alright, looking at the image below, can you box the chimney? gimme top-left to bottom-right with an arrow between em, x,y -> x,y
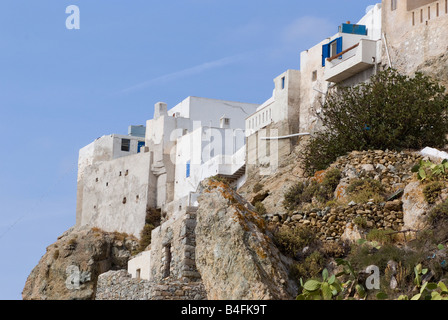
154,102 -> 168,119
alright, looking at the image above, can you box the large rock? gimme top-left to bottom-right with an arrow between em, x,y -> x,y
195,178 -> 297,300
22,226 -> 138,300
402,181 -> 430,231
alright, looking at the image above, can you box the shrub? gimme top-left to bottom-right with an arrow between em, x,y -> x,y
353,216 -> 368,229
322,168 -> 342,192
133,207 -> 162,255
254,201 -> 267,215
253,182 -> 264,193
291,251 -> 326,281
283,177 -> 338,211
346,178 -> 385,203
137,224 -> 154,252
302,69 -> 448,175
349,244 -> 424,278
428,199 -> 448,225
272,226 -> 316,258
366,228 -> 393,245
423,182 -> 444,204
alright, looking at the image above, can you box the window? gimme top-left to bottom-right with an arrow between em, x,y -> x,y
163,244 -> 172,278
186,160 -> 191,178
421,9 -> 424,23
137,141 -> 145,153
122,197 -> 127,204
437,3 -> 439,16
312,70 -> 317,81
428,6 -> 431,19
322,37 -> 342,67
136,269 -> 141,280
391,0 -> 397,11
121,138 -> 130,152
281,76 -> 285,89
412,11 -> 415,25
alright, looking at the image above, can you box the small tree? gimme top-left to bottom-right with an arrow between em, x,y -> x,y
303,69 -> 448,174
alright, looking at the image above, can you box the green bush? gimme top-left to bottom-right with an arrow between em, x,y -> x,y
322,168 -> 342,192
423,182 -> 444,204
346,178 -> 385,203
254,201 -> 267,215
291,251 -> 326,281
253,182 -> 264,193
302,69 -> 448,175
428,199 -> 448,225
283,173 -> 340,211
133,207 -> 161,255
366,228 -> 393,245
273,226 -> 316,258
353,216 -> 368,229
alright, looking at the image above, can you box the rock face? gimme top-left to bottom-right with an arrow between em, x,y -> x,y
402,181 -> 430,231
22,226 -> 138,300
195,178 -> 297,300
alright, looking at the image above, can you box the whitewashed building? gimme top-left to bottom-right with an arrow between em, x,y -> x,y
76,96 -> 258,239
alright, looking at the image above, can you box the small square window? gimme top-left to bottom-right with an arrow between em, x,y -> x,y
121,139 -> 130,152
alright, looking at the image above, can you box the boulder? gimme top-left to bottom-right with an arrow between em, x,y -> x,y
402,181 -> 430,230
195,178 -> 297,300
22,226 -> 138,300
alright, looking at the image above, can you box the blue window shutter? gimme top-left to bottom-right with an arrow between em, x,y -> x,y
336,37 -> 343,59
137,141 -> 145,153
186,161 -> 191,178
322,43 -> 330,67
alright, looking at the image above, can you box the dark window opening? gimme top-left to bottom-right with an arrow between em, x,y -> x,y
312,70 -> 317,81
122,197 -> 127,204
163,244 -> 172,278
281,76 -> 285,89
121,138 -> 131,152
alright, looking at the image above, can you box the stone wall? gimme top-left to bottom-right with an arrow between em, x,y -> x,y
268,200 -> 404,242
382,0 -> 448,88
149,208 -> 201,283
95,270 -> 207,300
265,149 -> 423,242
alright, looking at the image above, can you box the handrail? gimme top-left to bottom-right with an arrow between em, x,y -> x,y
327,43 -> 359,62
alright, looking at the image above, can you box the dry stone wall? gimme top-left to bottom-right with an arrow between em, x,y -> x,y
95,270 -> 207,300
266,150 -> 423,242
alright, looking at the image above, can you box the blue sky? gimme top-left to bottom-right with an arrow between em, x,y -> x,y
0,0 -> 378,300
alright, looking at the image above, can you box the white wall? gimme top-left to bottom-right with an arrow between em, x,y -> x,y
169,96 -> 259,129
173,126 -> 246,201
79,151 -> 156,238
128,250 -> 152,280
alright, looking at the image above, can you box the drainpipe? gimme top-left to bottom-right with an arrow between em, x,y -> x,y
382,33 -> 392,68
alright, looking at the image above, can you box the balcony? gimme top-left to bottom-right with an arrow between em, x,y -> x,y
324,39 -> 378,83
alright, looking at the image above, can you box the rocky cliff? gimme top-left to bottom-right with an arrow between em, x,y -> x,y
22,226 -> 138,300
23,143 -> 448,300
195,178 -> 297,300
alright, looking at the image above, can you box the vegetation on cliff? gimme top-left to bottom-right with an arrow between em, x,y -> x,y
303,69 -> 448,175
